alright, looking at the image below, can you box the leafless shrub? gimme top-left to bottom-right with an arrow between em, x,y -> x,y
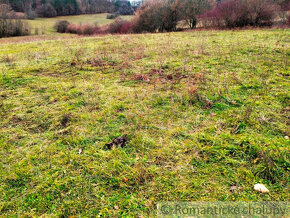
200,0 -> 279,28
0,4 -> 31,38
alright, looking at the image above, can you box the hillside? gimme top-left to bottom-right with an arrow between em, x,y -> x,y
0,29 -> 289,216
25,13 -> 133,34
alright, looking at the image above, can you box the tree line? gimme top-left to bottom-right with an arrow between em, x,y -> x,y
1,0 -> 289,20
0,0 -> 139,18
132,0 -> 289,32
1,0 -> 289,38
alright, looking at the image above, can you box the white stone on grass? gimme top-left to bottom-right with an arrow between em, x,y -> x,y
254,184 -> 269,193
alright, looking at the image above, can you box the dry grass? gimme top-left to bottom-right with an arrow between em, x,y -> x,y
0,29 -> 289,216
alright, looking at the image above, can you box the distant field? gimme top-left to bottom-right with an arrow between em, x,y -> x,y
25,13 -> 133,34
0,29 -> 289,216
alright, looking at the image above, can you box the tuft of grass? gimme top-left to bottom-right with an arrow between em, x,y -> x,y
0,29 -> 289,217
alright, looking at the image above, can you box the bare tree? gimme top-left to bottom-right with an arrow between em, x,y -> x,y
178,0 -> 211,29
0,3 -> 30,37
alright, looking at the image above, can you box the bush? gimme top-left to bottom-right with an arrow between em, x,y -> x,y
280,1 -> 290,11
54,20 -> 70,33
119,21 -> 133,34
66,24 -> 79,34
0,4 -> 31,38
66,23 -> 99,35
200,0 -> 279,28
107,13 -> 119,19
106,18 -> 132,34
64,19 -> 132,35
0,19 -> 31,38
81,24 -> 98,35
132,0 -> 182,33
0,3 -> 15,19
131,1 -> 161,33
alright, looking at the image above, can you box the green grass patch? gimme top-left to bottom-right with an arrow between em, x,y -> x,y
0,29 -> 289,216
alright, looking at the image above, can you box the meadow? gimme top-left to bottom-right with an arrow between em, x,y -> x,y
0,29 -> 289,216
25,13 -> 133,34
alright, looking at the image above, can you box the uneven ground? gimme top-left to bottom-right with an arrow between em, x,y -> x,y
0,29 -> 289,216
24,13 -> 133,34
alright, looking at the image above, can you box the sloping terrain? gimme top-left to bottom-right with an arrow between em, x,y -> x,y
25,13 -> 133,33
0,29 -> 289,216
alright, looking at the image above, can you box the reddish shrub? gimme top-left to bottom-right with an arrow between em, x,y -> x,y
280,1 -> 290,11
105,18 -> 133,34
66,23 -> 99,35
200,0 -> 279,28
198,7 -> 224,28
66,24 -> 78,34
119,21 -> 133,34
80,24 -> 98,35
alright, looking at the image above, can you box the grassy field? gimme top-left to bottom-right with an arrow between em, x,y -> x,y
25,13 -> 133,34
0,29 -> 289,216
